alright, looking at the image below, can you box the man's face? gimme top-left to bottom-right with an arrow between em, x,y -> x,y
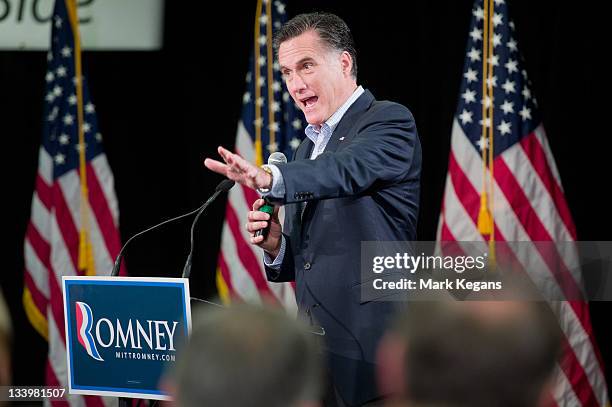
278,30 -> 354,126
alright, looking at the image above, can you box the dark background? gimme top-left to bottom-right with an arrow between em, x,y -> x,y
1,0 -> 610,389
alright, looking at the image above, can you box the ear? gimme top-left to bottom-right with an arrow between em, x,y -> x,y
339,51 -> 353,77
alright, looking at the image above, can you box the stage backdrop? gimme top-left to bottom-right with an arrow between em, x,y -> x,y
1,0 -> 609,390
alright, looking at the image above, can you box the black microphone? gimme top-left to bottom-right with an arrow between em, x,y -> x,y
181,179 -> 235,279
110,179 -> 235,277
254,152 -> 287,239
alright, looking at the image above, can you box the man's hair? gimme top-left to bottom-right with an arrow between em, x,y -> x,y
273,12 -> 358,78
173,303 -> 321,407
392,301 -> 562,407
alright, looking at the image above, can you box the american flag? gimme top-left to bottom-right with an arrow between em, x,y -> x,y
215,0 -> 304,309
23,0 -> 123,405
437,0 -> 609,405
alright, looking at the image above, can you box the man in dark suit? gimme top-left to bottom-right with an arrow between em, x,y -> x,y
205,12 -> 421,406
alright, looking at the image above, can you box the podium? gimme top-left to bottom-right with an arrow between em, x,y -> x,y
62,276 -> 192,401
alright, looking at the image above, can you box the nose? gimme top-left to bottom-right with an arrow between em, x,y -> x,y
287,72 -> 307,95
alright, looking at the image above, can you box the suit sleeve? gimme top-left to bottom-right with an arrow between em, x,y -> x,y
275,104 -> 418,204
264,233 -> 296,282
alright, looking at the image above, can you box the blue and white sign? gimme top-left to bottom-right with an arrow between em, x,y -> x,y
62,276 -> 192,400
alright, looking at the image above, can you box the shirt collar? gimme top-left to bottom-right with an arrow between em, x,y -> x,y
305,85 -> 364,142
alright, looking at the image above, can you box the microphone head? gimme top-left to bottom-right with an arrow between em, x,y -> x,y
215,179 -> 235,192
268,152 -> 287,166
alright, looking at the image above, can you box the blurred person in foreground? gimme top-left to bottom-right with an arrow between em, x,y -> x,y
377,301 -> 562,407
0,289 -> 11,387
0,289 -> 12,407
169,303 -> 322,407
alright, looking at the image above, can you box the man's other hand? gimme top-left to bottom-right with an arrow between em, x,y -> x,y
247,199 -> 282,258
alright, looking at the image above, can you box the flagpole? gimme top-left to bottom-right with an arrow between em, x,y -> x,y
254,0 -> 264,166
65,0 -> 96,276
477,0 -> 493,238
486,0 -> 496,266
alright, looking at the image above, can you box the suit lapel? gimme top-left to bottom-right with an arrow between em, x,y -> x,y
320,89 -> 375,153
295,136 -> 314,161
299,90 -> 375,227
288,137 -> 313,226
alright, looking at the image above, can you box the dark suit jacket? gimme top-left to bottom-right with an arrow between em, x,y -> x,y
265,89 -> 421,406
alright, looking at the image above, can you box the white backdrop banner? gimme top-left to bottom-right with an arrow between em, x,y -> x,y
0,0 -> 164,50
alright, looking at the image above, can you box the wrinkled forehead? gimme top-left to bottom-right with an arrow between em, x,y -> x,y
277,30 -> 338,68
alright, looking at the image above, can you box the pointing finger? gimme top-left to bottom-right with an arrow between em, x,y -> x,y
204,158 -> 229,176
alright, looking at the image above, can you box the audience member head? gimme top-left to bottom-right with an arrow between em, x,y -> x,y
171,303 -> 322,407
377,301 -> 562,407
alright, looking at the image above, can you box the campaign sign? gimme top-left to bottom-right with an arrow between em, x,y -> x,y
62,276 -> 191,400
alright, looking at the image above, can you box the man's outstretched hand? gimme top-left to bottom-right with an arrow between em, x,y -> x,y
204,146 -> 272,191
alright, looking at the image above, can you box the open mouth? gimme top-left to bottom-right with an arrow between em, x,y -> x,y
300,96 -> 318,109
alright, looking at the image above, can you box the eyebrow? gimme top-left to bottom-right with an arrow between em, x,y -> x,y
280,57 -> 315,72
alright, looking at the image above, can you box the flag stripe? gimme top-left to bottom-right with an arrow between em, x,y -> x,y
552,365 -> 582,407
442,163 -> 482,241
26,222 -> 51,269
519,130 -> 577,239
24,241 -> 51,300
235,122 -> 256,163
46,360 -> 71,407
47,320 -> 86,407
568,301 -> 608,371
502,140 -> 575,241
493,156 -> 552,239
494,158 -> 584,298
220,220 -> 262,301
30,192 -> 52,241
448,152 -> 481,226
53,183 -> 81,270
533,126 -> 564,189
36,174 -> 54,209
555,302 -> 608,406
239,181 -> 261,211
559,337 -> 598,406
23,270 -> 49,315
38,145 -> 54,185
439,221 -> 457,242
500,141 -> 582,281
83,202 -> 113,277
54,167 -> 115,278
217,253 -> 236,299
91,155 -> 119,225
86,162 -> 121,259
47,314 -> 68,387
48,275 -> 67,344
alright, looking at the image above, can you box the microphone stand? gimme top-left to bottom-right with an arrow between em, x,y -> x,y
109,179 -> 234,407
